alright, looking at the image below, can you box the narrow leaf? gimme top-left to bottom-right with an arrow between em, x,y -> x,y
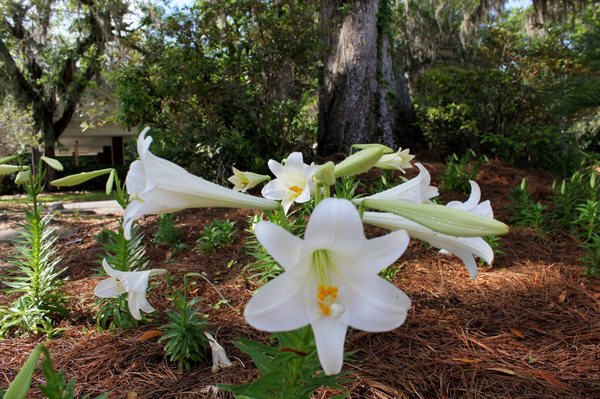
4,344 -> 45,399
106,169 -> 116,195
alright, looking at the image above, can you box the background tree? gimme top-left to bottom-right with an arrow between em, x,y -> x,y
0,0 -> 130,161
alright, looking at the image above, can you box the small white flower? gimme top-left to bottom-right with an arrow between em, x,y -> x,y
261,152 -> 318,214
227,167 -> 271,192
356,163 -> 438,204
244,198 -> 411,375
375,148 -> 415,172
94,259 -> 166,320
123,129 -> 278,239
204,332 -> 234,373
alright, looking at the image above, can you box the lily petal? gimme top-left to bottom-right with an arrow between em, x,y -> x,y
358,229 -> 410,273
94,279 -> 125,298
304,198 -> 365,252
311,317 -> 347,375
244,268 -> 311,331
254,221 -> 303,271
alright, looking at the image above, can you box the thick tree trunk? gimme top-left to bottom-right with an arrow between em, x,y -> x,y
318,0 -> 422,156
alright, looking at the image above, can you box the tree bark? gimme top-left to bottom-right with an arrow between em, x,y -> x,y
318,0 -> 422,156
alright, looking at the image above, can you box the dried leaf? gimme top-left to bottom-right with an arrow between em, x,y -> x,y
509,327 -> 525,338
537,371 -> 567,389
487,367 -> 516,375
558,291 -> 568,302
591,292 -> 600,299
138,330 -> 163,341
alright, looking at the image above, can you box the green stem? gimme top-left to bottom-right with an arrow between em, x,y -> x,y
277,205 -> 289,230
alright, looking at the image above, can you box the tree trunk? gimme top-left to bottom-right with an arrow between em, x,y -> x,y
318,0 -> 422,156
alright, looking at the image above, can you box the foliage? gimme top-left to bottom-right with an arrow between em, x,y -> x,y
244,214 -> 283,282
509,178 -> 546,233
111,0 -> 320,180
220,326 -> 350,399
160,276 -> 209,371
0,95 -> 38,157
581,233 -> 600,276
153,213 -> 184,252
95,226 -> 148,331
1,343 -> 108,399
195,219 -> 237,253
417,103 -> 479,153
440,151 -> 481,193
0,164 -> 67,338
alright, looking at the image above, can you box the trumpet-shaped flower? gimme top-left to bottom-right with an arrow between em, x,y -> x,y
356,163 -> 438,204
123,128 -> 278,239
363,211 -> 493,278
446,180 -> 493,218
375,148 -> 415,172
244,198 -> 411,375
228,167 -> 271,192
94,259 -> 166,320
261,152 -> 318,214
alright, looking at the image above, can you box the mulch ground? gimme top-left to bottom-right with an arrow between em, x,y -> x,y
0,160 -> 599,399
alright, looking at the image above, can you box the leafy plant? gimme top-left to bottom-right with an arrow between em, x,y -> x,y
0,162 -> 67,338
334,176 -> 363,200
581,233 -> 600,276
153,213 -> 182,249
221,326 -> 351,399
195,219 -> 237,253
244,214 -> 283,282
509,178 -> 546,233
575,199 -> 600,242
160,275 -> 209,371
440,151 -> 481,193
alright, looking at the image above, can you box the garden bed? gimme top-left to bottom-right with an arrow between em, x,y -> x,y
0,161 -> 599,398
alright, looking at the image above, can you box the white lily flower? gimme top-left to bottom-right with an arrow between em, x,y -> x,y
261,152 -> 318,214
356,163 -> 438,204
204,332 -> 234,373
375,148 -> 415,172
446,180 -> 493,218
94,259 -> 167,320
362,211 -> 493,278
123,128 -> 278,239
227,167 -> 271,192
244,198 -> 411,375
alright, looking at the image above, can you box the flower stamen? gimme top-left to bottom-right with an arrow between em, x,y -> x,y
289,185 -> 303,196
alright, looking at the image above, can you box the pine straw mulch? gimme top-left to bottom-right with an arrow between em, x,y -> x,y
0,161 -> 599,398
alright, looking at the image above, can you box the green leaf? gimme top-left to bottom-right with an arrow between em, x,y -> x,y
40,156 -> 64,171
352,143 -> 394,154
362,199 -> 509,237
4,344 -> 45,399
51,168 -> 115,187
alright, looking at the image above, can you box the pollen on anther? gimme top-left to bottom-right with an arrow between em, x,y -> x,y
289,185 -> 303,195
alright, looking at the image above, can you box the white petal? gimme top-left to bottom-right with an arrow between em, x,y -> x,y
343,274 -> 411,332
137,295 -> 156,314
244,268 -> 311,331
128,292 -> 143,320
358,229 -> 409,273
284,152 -> 305,168
94,278 -> 125,298
268,159 -> 284,177
125,160 -> 146,195
261,179 -> 287,200
136,127 -> 152,158
254,221 -> 303,271
311,317 -> 347,375
102,259 -> 117,277
304,198 -> 365,252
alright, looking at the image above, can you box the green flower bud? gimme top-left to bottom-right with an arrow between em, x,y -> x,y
362,199 -> 509,237
15,170 -> 31,185
334,147 -> 384,178
314,161 -> 336,186
51,168 -> 115,187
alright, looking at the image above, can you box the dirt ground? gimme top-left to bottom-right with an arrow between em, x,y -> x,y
0,161 -> 599,399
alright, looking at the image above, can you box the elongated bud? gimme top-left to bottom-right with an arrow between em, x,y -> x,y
41,156 -> 63,171
15,169 -> 31,185
352,143 -> 394,154
335,147 -> 384,178
0,164 -> 22,176
4,343 -> 45,399
0,154 -> 19,164
362,199 -> 509,237
314,161 -> 336,186
51,168 -> 115,187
